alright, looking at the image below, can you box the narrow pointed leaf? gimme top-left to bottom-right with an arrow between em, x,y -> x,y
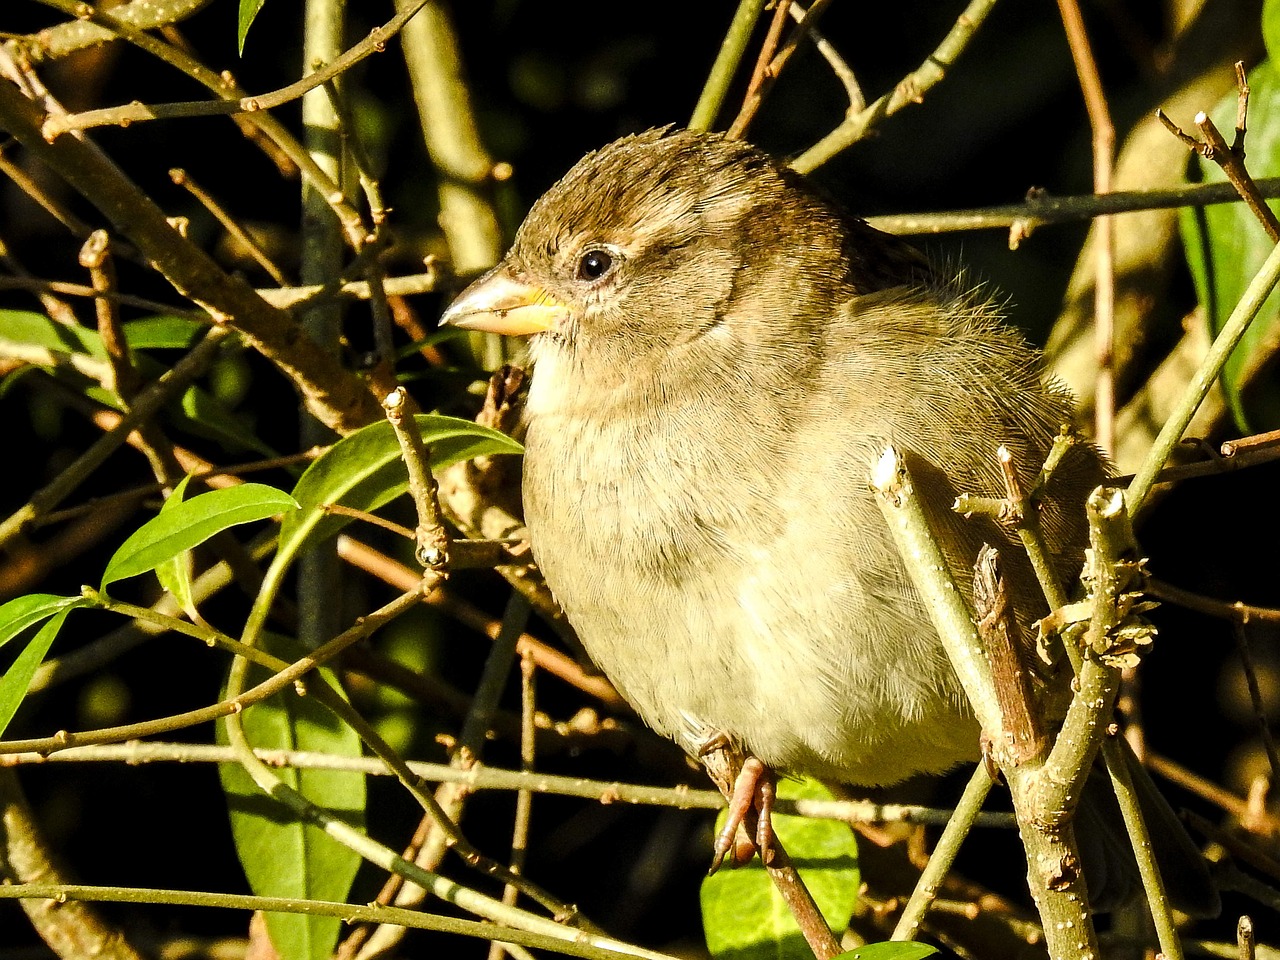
122,316 -> 207,350
0,594 -> 86,651
103,483 -> 298,589
154,474 -> 197,618
0,607 -> 76,735
238,0 -> 267,54
219,643 -> 364,960
836,945 -> 937,960
273,414 -> 521,576
0,309 -> 105,358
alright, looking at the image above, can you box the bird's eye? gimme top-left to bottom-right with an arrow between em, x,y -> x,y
575,249 -> 614,282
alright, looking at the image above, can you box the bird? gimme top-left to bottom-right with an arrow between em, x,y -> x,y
440,126 -> 1215,914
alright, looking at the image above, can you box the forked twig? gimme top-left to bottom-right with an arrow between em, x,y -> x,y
1157,63 -> 1280,242
790,0 -> 999,174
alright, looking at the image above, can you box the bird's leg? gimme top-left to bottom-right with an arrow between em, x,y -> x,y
696,735 -> 842,959
697,734 -> 777,874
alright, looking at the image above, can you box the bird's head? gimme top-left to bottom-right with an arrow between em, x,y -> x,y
442,129 -> 865,377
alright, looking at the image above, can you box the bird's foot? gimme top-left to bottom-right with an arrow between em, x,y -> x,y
712,757 -> 777,873
697,735 -> 777,874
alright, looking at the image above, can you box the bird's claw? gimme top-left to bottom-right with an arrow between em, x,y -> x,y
707,756 -> 777,875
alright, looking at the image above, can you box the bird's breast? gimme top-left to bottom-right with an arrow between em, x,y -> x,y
520,400 -> 978,785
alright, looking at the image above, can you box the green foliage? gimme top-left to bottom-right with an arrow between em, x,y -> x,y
701,778 -> 860,960
1265,0 -> 1280,61
272,414 -> 521,577
101,483 -> 299,590
119,316 -> 209,350
238,0 -> 268,55
0,308 -> 103,357
218,639 -> 365,960
0,309 -> 273,455
1180,57 -> 1280,430
0,594 -> 89,735
835,945 -> 937,960
153,474 -> 198,619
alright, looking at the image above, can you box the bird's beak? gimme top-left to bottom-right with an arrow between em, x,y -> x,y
439,264 -> 569,336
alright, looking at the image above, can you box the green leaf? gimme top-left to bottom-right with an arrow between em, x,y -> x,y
218,640 -> 365,960
102,483 -> 298,589
0,604 -> 81,736
1265,0 -> 1280,63
0,594 -> 86,651
835,944 -> 937,960
175,382 -> 277,457
0,310 -> 270,453
701,778 -> 861,960
123,316 -> 208,350
1180,59 -> 1280,430
0,364 -> 42,399
0,309 -> 106,359
273,415 -> 522,576
395,326 -> 472,359
154,475 -> 197,618
238,0 -> 267,54
0,309 -> 112,390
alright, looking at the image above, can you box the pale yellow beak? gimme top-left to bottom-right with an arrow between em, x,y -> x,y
439,265 -> 569,336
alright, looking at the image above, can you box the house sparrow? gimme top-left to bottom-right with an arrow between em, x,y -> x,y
441,127 -> 1214,913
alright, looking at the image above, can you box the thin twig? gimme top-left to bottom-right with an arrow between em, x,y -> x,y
0,67 -> 383,432
1240,915 -> 1256,960
790,0 -> 999,174
0,883 -> 679,960
383,387 -> 450,570
1125,237 -> 1280,513
1057,0 -> 1116,456
336,536 -> 624,707
726,0 -> 791,138
1231,622 -> 1280,788
169,168 -> 290,285
0,268 -> 437,315
0,584 -> 416,756
77,230 -> 137,399
0,740 -> 1023,832
787,0 -> 861,112
1157,71 -> 1280,243
1195,110 -> 1280,242
41,0 -> 431,137
1184,811 -> 1280,881
0,326 -> 232,548
0,769 -> 148,960
0,139 -> 93,239
1222,427 -> 1280,457
488,650 -> 539,960
1146,752 -> 1280,834
891,765 -> 993,941
1147,579 -> 1280,625
1101,737 -> 1181,960
689,0 -> 768,131
869,176 -> 1280,235
23,0 -> 368,249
